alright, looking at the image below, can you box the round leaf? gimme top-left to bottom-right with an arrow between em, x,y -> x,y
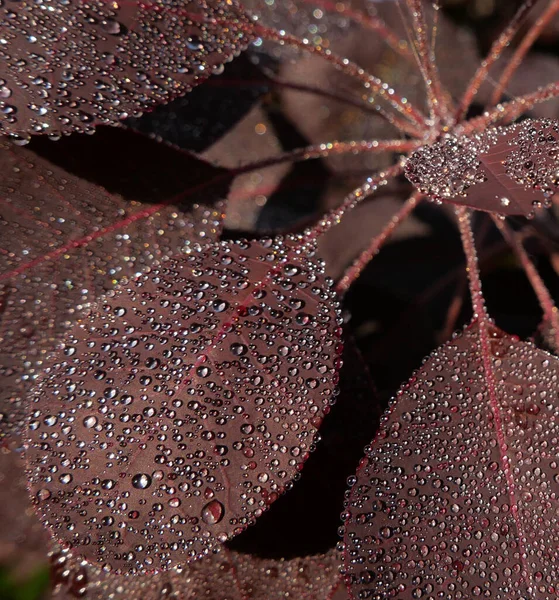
0,0 -> 252,139
26,236 -> 342,574
343,323 -> 559,598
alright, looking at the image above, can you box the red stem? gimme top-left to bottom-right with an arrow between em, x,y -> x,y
492,215 -> 559,350
251,24 -> 429,131
456,0 -> 539,122
300,162 -> 404,248
456,206 -> 533,590
404,0 -> 451,123
489,0 -> 559,107
335,190 -> 421,293
298,0 -> 414,62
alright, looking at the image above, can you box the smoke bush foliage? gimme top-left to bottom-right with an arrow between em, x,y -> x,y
2,0 -> 559,598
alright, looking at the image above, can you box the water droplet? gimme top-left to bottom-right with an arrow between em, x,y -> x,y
201,500 -> 224,525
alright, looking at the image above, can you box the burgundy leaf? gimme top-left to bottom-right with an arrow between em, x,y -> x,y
405,118 -> 559,217
1,439 -> 345,599
0,128 -> 227,438
0,0 -> 252,140
26,236 -> 342,574
47,547 -> 345,599
342,322 -> 559,599
0,443 -> 52,578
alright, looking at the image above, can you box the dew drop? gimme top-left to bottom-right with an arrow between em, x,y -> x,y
132,473 -> 152,490
201,500 -> 224,525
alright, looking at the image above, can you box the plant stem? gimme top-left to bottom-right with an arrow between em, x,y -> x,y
455,0 -> 539,123
299,163 -> 404,249
489,0 -> 559,107
335,190 -> 421,293
455,207 -> 490,324
404,0 -> 451,123
458,80 -> 559,134
492,215 -> 559,349
298,0 -> 414,62
230,140 -> 420,177
251,24 -> 429,132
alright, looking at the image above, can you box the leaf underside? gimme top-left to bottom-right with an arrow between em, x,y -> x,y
0,127 -> 227,439
343,323 -> 559,599
0,0 -> 252,138
26,236 -> 342,574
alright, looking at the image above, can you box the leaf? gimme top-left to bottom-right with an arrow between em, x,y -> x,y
405,118 -> 559,217
0,0 -> 252,140
0,442 -> 347,599
342,322 -> 559,599
26,236 -> 342,574
0,444 -> 51,578
0,127 -> 227,438
48,547 -> 345,600
227,332 -> 381,558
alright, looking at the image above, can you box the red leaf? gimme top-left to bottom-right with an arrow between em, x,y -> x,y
0,443 -> 51,576
0,443 -> 346,599
405,118 -> 559,216
0,127 -> 227,438
26,236 -> 342,574
0,0 -> 252,139
343,323 -> 559,599
47,547 -> 345,599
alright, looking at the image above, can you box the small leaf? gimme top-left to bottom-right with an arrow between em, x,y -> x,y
26,236 -> 342,574
343,323 -> 559,598
405,118 -> 559,216
0,128 -> 227,438
0,0 -> 252,140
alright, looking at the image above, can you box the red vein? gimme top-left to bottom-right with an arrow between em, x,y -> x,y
456,207 -> 532,588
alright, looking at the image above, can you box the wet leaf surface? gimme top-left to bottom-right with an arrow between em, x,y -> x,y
0,0 -> 252,139
405,118 -> 559,217
227,333 -> 381,558
343,322 -> 559,599
0,127 -> 227,438
47,547 -> 346,600
26,236 -> 342,573
1,441 -> 347,600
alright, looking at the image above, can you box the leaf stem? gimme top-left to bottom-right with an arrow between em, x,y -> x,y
455,207 -> 490,324
459,80 -> 559,134
335,190 -> 421,293
404,0 -> 451,123
489,0 -> 559,107
229,139 -> 420,177
492,215 -> 559,349
299,162 -> 404,249
456,207 -> 533,589
455,0 -> 539,122
250,24 -> 429,132
297,0 -> 415,62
